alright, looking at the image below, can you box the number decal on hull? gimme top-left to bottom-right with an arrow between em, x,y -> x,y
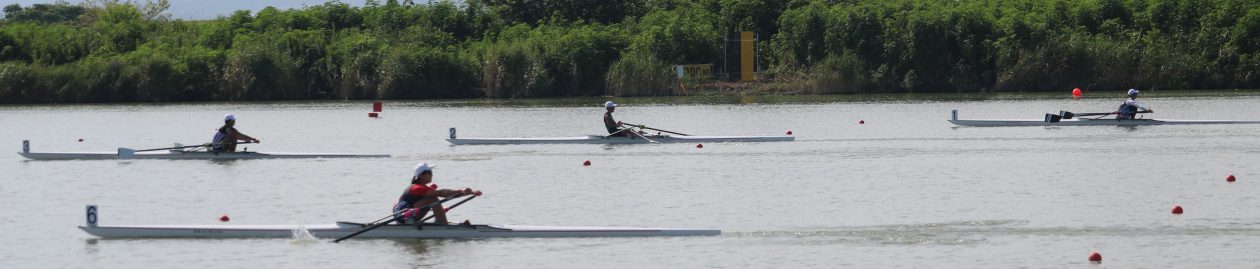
86,205 -> 98,227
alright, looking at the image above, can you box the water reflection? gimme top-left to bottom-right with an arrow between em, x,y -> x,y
395,239 -> 445,265
83,239 -> 99,255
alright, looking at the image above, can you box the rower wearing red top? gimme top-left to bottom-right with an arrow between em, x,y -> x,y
393,162 -> 481,225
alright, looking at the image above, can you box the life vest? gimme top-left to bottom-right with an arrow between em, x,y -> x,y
392,183 -> 437,222
211,126 -> 229,148
604,112 -> 620,134
1117,100 -> 1139,119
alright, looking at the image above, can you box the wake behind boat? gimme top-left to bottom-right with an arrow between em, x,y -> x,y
948,110 -> 1260,127
445,128 -> 795,145
79,205 -> 719,239
18,140 -> 390,160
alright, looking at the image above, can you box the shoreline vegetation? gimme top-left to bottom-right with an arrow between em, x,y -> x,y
2,0 -> 1260,104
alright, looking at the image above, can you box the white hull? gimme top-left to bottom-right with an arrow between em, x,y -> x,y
80,222 -> 719,239
949,118 -> 1260,127
447,135 -> 794,145
18,151 -> 389,160
948,110 -> 1260,127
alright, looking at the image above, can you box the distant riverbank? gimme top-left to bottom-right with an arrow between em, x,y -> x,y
4,0 -> 1260,104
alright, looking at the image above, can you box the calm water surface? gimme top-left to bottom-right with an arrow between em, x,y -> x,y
3,92 -> 1260,268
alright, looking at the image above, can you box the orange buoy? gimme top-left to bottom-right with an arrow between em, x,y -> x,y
368,112 -> 379,118
1088,251 -> 1102,263
858,120 -> 865,124
786,130 -> 793,135
219,215 -> 230,222
1227,174 -> 1236,182
1072,88 -> 1082,97
1172,204 -> 1183,214
583,160 -> 591,166
696,143 -> 703,148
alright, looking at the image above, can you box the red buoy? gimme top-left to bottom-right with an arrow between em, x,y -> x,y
368,112 -> 379,118
1088,251 -> 1102,263
1227,174 -> 1236,182
219,215 -> 230,222
859,120 -> 865,124
583,160 -> 591,166
1072,88 -> 1083,97
1172,204 -> 1183,214
786,130 -> 793,135
696,143 -> 703,148
373,101 -> 383,112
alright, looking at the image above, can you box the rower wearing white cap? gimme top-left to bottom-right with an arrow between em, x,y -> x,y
1116,89 -> 1153,120
393,162 -> 481,225
211,114 -> 260,152
604,101 -> 629,136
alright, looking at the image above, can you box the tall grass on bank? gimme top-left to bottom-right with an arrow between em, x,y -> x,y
605,50 -> 675,96
4,0 -> 1260,103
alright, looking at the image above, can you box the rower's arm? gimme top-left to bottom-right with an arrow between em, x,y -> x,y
231,129 -> 260,143
434,188 -> 481,197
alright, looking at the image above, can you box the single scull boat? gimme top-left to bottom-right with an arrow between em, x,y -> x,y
78,205 -> 719,239
445,128 -> 794,145
948,110 -> 1260,127
18,140 -> 390,160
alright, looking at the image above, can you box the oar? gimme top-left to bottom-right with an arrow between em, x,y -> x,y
418,195 -> 477,222
622,123 -> 689,136
603,128 -> 634,138
333,194 -> 466,243
117,142 -> 255,159
117,144 -> 211,158
1059,111 -> 1150,119
626,128 -> 659,143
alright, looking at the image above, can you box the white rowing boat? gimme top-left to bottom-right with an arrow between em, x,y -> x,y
948,110 -> 1260,127
18,140 -> 390,160
445,128 -> 794,145
79,205 -> 719,239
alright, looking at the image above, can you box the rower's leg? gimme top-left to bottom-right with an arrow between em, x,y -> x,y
432,206 -> 449,224
410,197 -> 449,224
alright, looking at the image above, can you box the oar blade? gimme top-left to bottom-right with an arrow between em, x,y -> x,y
1059,111 -> 1076,119
117,148 -> 136,159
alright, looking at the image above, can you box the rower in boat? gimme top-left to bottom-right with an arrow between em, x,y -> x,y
1116,89 -> 1153,120
394,162 -> 482,225
604,101 -> 646,137
211,114 -> 260,152
603,101 -> 630,136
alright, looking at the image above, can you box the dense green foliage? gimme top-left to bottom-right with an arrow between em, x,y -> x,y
1,0 -> 1259,103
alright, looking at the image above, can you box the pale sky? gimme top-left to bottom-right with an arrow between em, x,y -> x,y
4,0 -> 389,20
